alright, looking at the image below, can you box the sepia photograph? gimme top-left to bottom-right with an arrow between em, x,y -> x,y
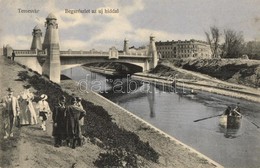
0,0 -> 259,167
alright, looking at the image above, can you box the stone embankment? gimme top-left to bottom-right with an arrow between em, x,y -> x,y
167,59 -> 260,88
0,57 -> 222,168
140,60 -> 260,103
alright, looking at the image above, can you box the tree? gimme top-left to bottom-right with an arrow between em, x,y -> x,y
244,41 -> 260,60
221,29 -> 245,58
205,26 -> 220,58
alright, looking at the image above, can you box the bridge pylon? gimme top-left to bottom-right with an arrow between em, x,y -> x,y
42,13 -> 61,83
31,25 -> 42,50
148,35 -> 159,70
123,38 -> 129,54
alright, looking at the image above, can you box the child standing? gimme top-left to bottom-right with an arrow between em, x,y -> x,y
37,94 -> 51,131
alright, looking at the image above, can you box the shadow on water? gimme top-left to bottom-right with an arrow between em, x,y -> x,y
218,117 -> 242,139
218,126 -> 241,139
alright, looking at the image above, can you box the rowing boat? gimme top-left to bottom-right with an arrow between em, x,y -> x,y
219,112 -> 242,129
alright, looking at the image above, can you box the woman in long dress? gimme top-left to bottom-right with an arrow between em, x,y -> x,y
19,85 -> 37,125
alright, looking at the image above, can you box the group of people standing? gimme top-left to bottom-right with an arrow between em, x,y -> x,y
52,95 -> 86,149
1,86 -> 87,149
1,85 -> 38,139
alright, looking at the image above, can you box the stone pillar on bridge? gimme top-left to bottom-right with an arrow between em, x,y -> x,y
31,25 -> 42,50
42,13 -> 61,83
123,38 -> 129,54
148,35 -> 159,69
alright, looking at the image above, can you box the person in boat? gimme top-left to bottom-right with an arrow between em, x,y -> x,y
234,103 -> 241,112
224,106 -> 232,116
229,103 -> 242,117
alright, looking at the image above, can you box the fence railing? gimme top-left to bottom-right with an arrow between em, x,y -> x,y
13,49 -> 47,56
60,50 -> 110,56
60,50 -> 150,57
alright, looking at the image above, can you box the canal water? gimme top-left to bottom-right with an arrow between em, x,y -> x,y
62,66 -> 260,168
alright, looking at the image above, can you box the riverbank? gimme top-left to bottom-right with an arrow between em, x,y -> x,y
83,62 -> 260,103
0,57 -> 222,167
132,62 -> 260,103
167,59 -> 260,88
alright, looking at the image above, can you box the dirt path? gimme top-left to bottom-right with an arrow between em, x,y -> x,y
0,57 -> 222,168
11,122 -> 102,168
0,58 -> 101,168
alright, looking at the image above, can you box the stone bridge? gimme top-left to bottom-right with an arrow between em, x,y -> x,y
3,13 -> 158,83
60,50 -> 153,72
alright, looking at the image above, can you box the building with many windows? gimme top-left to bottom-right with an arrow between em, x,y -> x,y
155,39 -> 212,59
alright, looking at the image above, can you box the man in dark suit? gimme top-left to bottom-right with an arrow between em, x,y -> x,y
66,97 -> 86,149
53,95 -> 67,147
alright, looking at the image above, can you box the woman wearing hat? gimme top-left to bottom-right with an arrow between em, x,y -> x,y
0,88 -> 20,139
36,94 -> 51,131
18,85 -> 37,125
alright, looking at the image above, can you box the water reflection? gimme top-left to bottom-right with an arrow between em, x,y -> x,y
218,126 -> 241,139
102,77 -> 144,98
147,84 -> 155,118
62,66 -> 260,168
218,115 -> 242,139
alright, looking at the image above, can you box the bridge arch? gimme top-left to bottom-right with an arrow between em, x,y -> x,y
60,56 -> 148,72
83,61 -> 143,73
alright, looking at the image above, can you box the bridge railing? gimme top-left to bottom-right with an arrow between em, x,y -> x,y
118,52 -> 151,58
60,50 -> 109,56
38,50 -> 48,56
14,50 -> 37,55
13,49 -> 47,57
60,50 -> 151,58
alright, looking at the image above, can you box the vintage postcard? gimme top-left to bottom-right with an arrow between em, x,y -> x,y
0,0 -> 259,168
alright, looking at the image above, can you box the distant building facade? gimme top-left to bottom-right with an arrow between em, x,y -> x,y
155,39 -> 212,59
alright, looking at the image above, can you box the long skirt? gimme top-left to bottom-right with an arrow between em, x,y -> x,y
19,99 -> 30,125
19,100 -> 37,125
28,101 -> 37,125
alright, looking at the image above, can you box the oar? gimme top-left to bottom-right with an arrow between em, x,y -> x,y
235,112 -> 260,129
243,116 -> 260,129
194,114 -> 223,122
250,121 -> 260,129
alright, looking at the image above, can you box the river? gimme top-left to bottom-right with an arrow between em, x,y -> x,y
62,66 -> 260,168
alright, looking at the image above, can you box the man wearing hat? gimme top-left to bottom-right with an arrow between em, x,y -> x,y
0,88 -> 20,139
66,97 -> 86,149
53,95 -> 67,147
76,97 -> 84,125
36,94 -> 51,131
76,97 -> 86,144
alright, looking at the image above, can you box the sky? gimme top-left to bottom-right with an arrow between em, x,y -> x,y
0,0 -> 259,50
